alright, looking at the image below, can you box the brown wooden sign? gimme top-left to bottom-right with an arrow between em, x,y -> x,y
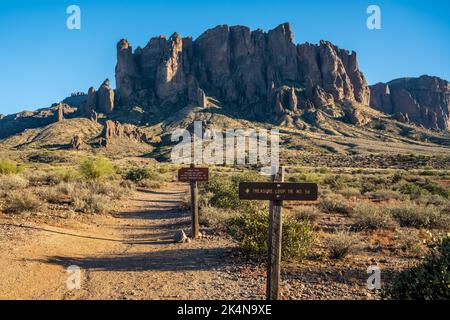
239,182 -> 318,201
178,167 -> 209,182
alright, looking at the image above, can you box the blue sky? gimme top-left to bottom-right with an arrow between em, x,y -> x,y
0,0 -> 449,115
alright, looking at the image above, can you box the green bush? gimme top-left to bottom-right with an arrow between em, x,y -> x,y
79,157 -> 115,180
384,236 -> 450,300
324,174 -> 348,190
0,159 -> 25,175
228,207 -> 315,260
125,167 -> 155,182
205,171 -> 263,210
51,167 -> 80,183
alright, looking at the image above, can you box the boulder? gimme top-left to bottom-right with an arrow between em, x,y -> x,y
174,230 -> 188,243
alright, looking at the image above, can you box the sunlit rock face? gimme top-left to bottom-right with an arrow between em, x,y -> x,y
115,23 -> 370,121
371,76 -> 450,130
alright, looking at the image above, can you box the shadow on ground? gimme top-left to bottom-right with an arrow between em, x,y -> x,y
36,247 -> 228,272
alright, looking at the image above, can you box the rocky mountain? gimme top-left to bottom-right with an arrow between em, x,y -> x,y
370,76 -> 450,130
114,23 -> 370,124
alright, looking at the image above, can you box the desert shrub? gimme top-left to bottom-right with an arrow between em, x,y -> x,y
200,206 -> 238,233
368,189 -> 406,201
392,171 -> 405,184
397,233 -> 427,257
0,175 -> 29,190
384,236 -> 450,300
51,167 -> 80,183
398,183 -> 430,199
205,171 -> 263,210
124,167 -> 156,182
28,151 -> 63,164
415,194 -> 449,207
289,173 -> 323,184
137,179 -> 163,189
159,164 -> 170,174
319,194 -> 351,215
90,181 -> 132,199
318,167 -> 330,174
4,191 -> 42,214
338,187 -> 361,199
73,192 -> 111,214
421,182 -> 450,199
324,174 -> 348,190
228,207 -> 314,260
325,229 -> 359,259
79,157 -> 115,180
352,203 -> 396,230
0,159 -> 25,175
293,206 -> 321,224
388,203 -> 450,229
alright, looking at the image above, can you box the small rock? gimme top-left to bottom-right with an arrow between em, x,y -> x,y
174,230 -> 188,243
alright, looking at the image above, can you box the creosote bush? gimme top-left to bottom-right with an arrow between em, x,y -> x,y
79,157 -> 115,180
205,171 -> 263,210
228,207 -> 315,260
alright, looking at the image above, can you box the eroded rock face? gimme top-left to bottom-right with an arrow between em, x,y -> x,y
83,80 -> 115,115
101,120 -> 147,146
71,134 -> 87,150
97,79 -> 115,114
115,23 -> 370,121
370,76 -> 450,130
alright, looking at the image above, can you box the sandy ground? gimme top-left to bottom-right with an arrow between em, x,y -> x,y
0,183 -> 264,300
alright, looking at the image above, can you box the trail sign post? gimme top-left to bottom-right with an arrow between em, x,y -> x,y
178,165 -> 209,239
238,167 -> 319,300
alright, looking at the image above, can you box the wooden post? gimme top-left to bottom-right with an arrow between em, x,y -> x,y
267,166 -> 284,300
190,164 -> 200,239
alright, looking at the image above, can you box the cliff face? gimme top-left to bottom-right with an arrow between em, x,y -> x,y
370,76 -> 450,130
115,23 -> 370,121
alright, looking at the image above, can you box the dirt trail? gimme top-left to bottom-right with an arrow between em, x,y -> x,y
0,183 -> 263,300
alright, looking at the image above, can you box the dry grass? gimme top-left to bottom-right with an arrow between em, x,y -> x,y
293,206 -> 322,224
4,191 -> 42,214
325,229 -> 359,260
